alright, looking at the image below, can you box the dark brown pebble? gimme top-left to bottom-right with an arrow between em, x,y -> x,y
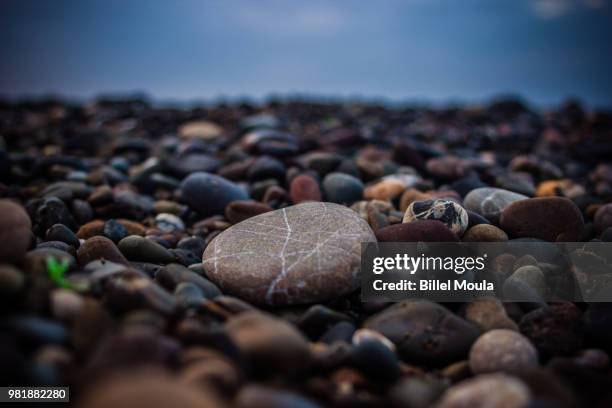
375,220 -> 459,242
500,197 -> 584,241
77,236 -> 129,266
225,200 -> 273,224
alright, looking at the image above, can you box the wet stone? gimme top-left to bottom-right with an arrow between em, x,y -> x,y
203,202 -> 375,306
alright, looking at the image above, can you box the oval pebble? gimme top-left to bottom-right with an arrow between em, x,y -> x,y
203,202 -> 375,306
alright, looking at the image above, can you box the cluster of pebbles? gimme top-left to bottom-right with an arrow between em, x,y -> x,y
1,97 -> 612,407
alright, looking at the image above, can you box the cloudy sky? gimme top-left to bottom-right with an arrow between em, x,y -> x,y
1,0 -> 611,107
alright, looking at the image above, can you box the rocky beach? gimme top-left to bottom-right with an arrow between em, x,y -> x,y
1,97 -> 612,407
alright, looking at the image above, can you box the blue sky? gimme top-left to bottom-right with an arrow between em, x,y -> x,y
1,0 -> 611,107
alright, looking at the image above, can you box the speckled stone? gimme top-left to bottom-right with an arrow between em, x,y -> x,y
403,199 -> 468,235
464,187 -> 528,224
202,202 -> 375,306
500,197 -> 584,241
469,329 -> 538,374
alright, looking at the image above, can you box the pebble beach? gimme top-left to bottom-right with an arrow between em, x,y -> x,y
1,97 -> 612,407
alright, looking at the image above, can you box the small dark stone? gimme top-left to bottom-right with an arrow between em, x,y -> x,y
351,339 -> 401,382
322,172 -> 364,204
155,263 -> 221,298
181,172 -> 249,217
363,300 -> 481,366
103,219 -> 129,243
118,235 -> 175,264
46,223 -> 80,248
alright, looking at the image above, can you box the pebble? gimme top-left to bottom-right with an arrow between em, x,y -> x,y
436,373 -> 531,408
76,372 -> 224,408
51,288 -> 84,321
154,213 -> 185,232
226,311 -> 312,376
320,321 -> 356,344
322,172 -> 364,204
388,377 -> 446,408
235,385 -> 320,408
203,202 -> 375,305
363,178 -> 406,201
103,219 -> 129,243
426,156 -> 470,181
0,199 -> 32,263
174,282 -> 205,309
594,203 -> 612,234
496,172 -> 536,196
519,303 -> 583,357
536,179 -> 585,198
363,300 -> 481,366
225,200 -> 273,224
181,172 -> 249,216
298,304 -> 352,339
155,263 -> 221,298
118,235 -> 176,264
290,174 -> 322,203
403,199 -> 468,235
463,299 -> 518,331
352,328 -> 396,352
350,338 -> 400,381
0,264 -> 26,298
77,236 -> 129,266
375,220 -> 459,242
464,187 -> 528,224
46,223 -> 80,248
34,197 -> 77,233
500,197 -> 584,241
462,224 -> 508,242
178,120 -> 224,140
247,156 -> 286,182
469,329 -> 538,374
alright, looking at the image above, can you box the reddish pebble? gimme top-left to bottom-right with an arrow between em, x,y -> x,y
290,174 -> 322,204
